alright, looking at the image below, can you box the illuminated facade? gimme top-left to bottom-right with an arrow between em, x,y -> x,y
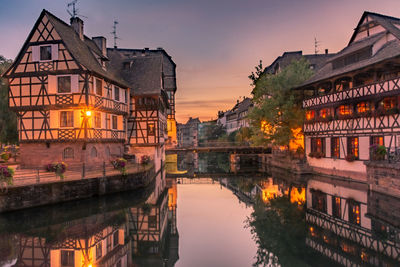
298,12 -> 400,180
3,10 -> 129,168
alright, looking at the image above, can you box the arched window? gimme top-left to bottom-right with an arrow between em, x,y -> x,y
106,146 -> 111,157
63,147 -> 74,159
91,147 -> 98,158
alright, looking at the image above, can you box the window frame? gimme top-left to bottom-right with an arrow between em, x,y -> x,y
347,136 -> 359,159
114,86 -> 120,102
96,78 -> 103,96
60,111 -> 74,128
40,45 -> 52,61
57,76 -> 72,94
331,137 -> 340,159
112,115 -> 118,130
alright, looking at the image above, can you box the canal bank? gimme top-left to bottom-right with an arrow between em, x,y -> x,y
0,164 -> 158,213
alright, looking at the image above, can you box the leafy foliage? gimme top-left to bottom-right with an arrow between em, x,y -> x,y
249,58 -> 313,148
0,56 -> 18,144
248,60 -> 264,86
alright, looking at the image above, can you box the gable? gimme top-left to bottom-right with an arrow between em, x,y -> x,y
351,15 -> 386,44
30,14 -> 61,43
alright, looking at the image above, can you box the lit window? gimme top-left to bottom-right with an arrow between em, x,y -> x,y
332,196 -> 341,218
311,190 -> 327,213
319,108 -> 331,119
148,123 -> 155,136
311,138 -> 325,154
58,76 -> 71,93
96,79 -> 102,96
306,110 -> 315,120
338,105 -> 353,115
347,137 -> 359,158
348,200 -> 361,225
331,137 -> 340,158
380,97 -> 397,110
370,136 -> 384,146
40,45 -> 52,61
356,102 -> 372,113
60,111 -> 74,127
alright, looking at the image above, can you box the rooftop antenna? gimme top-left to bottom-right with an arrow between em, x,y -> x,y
67,0 -> 87,19
314,37 -> 320,55
67,0 -> 78,18
111,20 -> 119,48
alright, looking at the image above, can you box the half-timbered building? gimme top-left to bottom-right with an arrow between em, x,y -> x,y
3,10 -> 130,168
108,48 -> 176,170
298,12 -> 400,180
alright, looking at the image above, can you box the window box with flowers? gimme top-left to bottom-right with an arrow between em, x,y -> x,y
46,162 -> 67,179
369,144 -> 387,161
308,151 -> 325,159
141,155 -> 151,165
345,154 -> 357,162
111,158 -> 127,175
0,165 -> 14,186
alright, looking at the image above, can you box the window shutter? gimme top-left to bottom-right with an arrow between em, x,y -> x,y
71,75 -> 79,93
47,75 -> 57,94
51,44 -> 58,60
31,46 -> 39,62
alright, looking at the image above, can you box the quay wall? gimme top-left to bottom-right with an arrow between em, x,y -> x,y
366,161 -> 400,197
0,165 -> 156,213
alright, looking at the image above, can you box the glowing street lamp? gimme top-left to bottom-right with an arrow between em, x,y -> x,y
86,110 -> 92,117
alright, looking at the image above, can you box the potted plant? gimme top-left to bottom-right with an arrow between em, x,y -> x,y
46,162 -> 67,179
0,165 -> 14,186
345,154 -> 357,162
112,158 -> 127,175
141,155 -> 151,165
314,151 -> 324,158
0,152 -> 11,163
370,144 -> 387,161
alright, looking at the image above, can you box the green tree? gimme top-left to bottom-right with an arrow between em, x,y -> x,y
248,60 -> 264,86
0,56 -> 18,144
249,58 -> 313,148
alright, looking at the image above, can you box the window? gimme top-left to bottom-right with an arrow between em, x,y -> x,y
105,114 -> 110,129
106,235 -> 112,252
148,123 -> 155,136
40,45 -> 52,61
112,116 -> 118,129
331,137 -> 340,158
61,250 -> 74,267
60,111 -> 74,127
305,110 -> 315,120
91,147 -> 97,158
332,196 -> 341,218
96,242 -> 102,259
348,200 -> 361,225
319,108 -> 331,119
113,231 -> 119,247
347,137 -> 359,158
58,76 -> 71,93
96,79 -> 102,96
356,102 -> 372,113
63,147 -> 74,159
370,136 -> 384,146
114,86 -> 120,101
94,112 -> 101,128
311,138 -> 325,155
338,105 -> 353,115
148,216 -> 157,228
311,190 -> 327,213
380,97 -> 397,110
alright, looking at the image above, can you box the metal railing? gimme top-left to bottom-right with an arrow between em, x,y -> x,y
0,161 -> 154,190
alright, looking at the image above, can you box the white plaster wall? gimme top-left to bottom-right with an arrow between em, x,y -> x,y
307,157 -> 367,176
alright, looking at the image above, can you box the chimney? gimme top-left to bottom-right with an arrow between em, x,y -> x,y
92,36 -> 107,57
70,17 -> 84,41
325,49 -> 329,55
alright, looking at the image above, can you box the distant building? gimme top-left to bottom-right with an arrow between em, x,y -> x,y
225,98 -> 253,134
197,119 -> 218,146
177,117 -> 200,147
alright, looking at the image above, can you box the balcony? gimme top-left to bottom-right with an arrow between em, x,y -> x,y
303,76 -> 400,109
10,93 -> 128,114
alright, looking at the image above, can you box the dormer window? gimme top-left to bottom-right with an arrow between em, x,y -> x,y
40,45 -> 52,61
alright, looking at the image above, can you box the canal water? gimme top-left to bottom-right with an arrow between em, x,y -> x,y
0,152 -> 399,267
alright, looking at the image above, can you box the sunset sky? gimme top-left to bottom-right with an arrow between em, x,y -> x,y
1,0 -> 400,123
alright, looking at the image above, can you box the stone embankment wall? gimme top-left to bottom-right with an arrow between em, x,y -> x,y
366,161 -> 400,197
0,166 -> 155,213
259,154 -> 312,174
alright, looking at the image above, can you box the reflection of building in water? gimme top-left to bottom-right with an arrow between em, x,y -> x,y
306,177 -> 400,266
128,172 -> 179,266
14,211 -> 127,267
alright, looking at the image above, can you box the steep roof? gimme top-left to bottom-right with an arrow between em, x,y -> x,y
43,10 -> 129,88
107,49 -> 163,96
298,11 -> 400,88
